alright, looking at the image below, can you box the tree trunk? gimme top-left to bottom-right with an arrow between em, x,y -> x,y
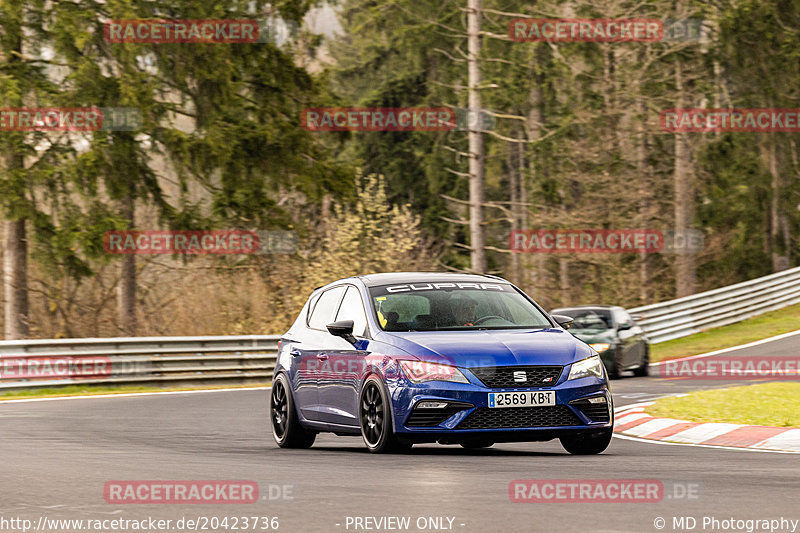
467,0 -> 486,273
525,51 -> 544,296
118,195 -> 137,335
764,139 -> 789,272
2,21 -> 29,340
4,218 -> 29,339
673,58 -> 696,297
781,213 -> 791,270
602,47 -> 620,152
516,138 -> 530,292
508,146 -> 521,284
636,90 -> 651,303
559,255 -> 569,305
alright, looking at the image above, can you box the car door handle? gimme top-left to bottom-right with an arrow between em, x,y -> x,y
290,350 -> 302,357
317,353 -> 329,360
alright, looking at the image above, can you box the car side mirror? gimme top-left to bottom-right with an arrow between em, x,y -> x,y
551,314 -> 574,330
618,322 -> 632,331
326,320 -> 357,344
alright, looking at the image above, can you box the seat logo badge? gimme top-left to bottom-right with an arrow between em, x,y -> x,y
542,377 -> 554,383
513,371 -> 527,382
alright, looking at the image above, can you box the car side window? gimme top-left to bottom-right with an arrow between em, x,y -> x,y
308,286 -> 346,330
335,286 -> 369,338
621,310 -> 634,325
306,292 -> 321,323
614,309 -> 632,328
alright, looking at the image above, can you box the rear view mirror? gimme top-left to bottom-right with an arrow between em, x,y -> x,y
551,314 -> 574,330
326,320 -> 357,344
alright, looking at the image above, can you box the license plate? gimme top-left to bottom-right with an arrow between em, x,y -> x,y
488,391 -> 556,408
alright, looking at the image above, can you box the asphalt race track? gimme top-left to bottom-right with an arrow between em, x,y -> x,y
1,334 -> 799,533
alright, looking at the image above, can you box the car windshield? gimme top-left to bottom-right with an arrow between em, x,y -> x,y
554,308 -> 613,331
368,282 -> 552,331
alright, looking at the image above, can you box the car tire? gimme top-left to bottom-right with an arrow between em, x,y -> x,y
605,352 -> 620,379
560,428 -> 613,455
633,345 -> 650,377
460,440 -> 494,449
271,373 -> 316,449
359,376 -> 407,453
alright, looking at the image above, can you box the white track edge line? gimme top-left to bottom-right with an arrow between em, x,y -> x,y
0,386 -> 270,404
612,433 -> 800,454
651,328 -> 800,366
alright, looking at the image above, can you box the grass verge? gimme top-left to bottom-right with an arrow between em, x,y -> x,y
646,382 -> 800,427
0,383 -> 270,401
650,302 -> 800,362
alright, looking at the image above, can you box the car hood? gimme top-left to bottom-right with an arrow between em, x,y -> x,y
378,328 -> 591,368
569,329 -> 616,344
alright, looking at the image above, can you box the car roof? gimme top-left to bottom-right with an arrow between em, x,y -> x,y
354,272 -> 508,287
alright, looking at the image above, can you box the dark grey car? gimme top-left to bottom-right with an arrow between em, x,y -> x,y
550,306 -> 649,379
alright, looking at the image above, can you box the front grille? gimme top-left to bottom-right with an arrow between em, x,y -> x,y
570,399 -> 610,423
469,365 -> 563,388
457,405 -> 581,429
406,405 -> 469,427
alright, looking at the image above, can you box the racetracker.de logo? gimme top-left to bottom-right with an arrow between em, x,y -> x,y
0,356 -> 111,379
104,20 -> 259,43
653,357 -> 800,380
104,230 -> 259,255
510,229 -> 664,254
301,108 -> 456,132
509,480 -> 663,502
509,19 -> 663,42
0,107 -> 141,132
661,108 -> 800,132
104,481 -> 258,504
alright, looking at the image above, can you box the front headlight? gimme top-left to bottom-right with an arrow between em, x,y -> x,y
399,360 -> 469,384
588,343 -> 611,353
568,355 -> 604,380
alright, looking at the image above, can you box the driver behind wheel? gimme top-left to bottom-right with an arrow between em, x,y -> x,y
453,298 -> 478,326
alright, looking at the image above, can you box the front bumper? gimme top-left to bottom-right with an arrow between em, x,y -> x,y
389,366 -> 612,443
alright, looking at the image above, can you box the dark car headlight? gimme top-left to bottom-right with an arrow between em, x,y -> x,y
587,343 -> 611,353
567,355 -> 604,380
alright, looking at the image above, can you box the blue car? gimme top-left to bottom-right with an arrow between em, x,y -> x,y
270,273 -> 613,454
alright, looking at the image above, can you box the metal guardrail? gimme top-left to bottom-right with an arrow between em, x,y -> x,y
0,335 -> 279,391
2,266 -> 800,390
629,266 -> 800,343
